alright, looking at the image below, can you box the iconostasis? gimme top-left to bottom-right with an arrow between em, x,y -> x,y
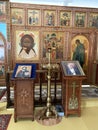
0,1 -> 98,85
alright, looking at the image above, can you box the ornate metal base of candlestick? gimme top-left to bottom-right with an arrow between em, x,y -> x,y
38,106 -> 58,120
35,106 -> 62,126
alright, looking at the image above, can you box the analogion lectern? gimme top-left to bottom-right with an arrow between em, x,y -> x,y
12,63 -> 36,122
61,61 -> 86,117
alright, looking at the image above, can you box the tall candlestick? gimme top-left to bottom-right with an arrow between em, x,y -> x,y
37,47 -> 59,120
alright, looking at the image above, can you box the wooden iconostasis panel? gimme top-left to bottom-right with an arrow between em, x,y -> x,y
8,3 -> 98,85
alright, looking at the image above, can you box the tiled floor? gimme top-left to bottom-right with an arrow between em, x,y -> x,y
0,102 -> 98,130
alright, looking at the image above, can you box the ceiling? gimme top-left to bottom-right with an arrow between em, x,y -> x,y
10,0 -> 98,8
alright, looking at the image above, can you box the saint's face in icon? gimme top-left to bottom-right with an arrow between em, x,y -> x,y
19,34 -> 36,59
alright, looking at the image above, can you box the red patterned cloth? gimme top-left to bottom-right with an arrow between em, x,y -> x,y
0,114 -> 12,130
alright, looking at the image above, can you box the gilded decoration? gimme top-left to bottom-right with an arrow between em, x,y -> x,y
89,12 -> 98,28
44,10 -> 56,26
0,2 -> 6,22
71,35 -> 89,73
11,8 -> 24,25
75,12 -> 86,27
15,30 -> 39,61
42,32 -> 64,61
28,9 -> 41,26
60,11 -> 72,27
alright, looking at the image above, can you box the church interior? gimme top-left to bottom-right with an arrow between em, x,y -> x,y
0,0 -> 98,130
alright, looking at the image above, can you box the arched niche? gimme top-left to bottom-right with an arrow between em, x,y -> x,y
71,35 -> 89,75
0,25 -> 7,85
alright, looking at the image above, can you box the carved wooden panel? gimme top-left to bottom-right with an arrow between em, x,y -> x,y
9,2 -> 98,85
62,76 -> 85,117
14,79 -> 34,122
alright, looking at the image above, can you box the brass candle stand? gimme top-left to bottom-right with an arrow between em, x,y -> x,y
37,48 -> 59,120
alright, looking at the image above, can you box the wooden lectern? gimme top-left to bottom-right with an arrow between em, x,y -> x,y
61,61 -> 86,117
12,63 -> 36,122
